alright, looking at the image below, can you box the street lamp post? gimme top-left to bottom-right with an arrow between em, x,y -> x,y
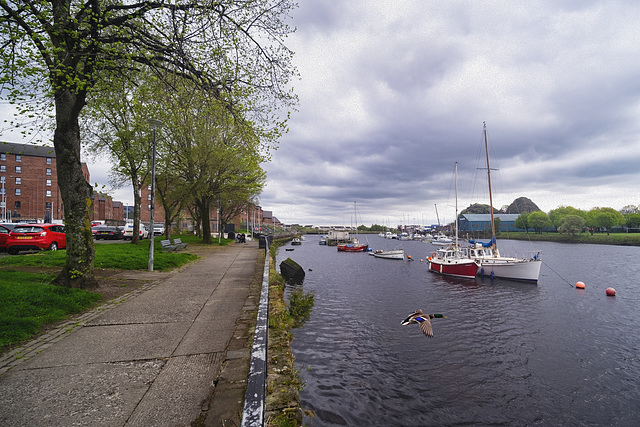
147,119 -> 162,272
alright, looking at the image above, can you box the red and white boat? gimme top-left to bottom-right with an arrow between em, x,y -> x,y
337,240 -> 369,252
428,163 -> 478,279
428,246 -> 479,278
337,202 -> 369,252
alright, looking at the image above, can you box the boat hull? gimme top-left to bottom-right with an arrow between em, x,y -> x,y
428,259 -> 478,279
337,244 -> 369,252
477,259 -> 542,282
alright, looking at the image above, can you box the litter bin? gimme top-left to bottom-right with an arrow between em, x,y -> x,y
258,234 -> 273,250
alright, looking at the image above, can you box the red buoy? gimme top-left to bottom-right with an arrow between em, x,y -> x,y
606,287 -> 616,296
576,281 -> 585,289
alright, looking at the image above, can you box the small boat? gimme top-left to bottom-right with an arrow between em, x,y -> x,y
285,248 -> 294,251
319,235 -> 327,245
369,248 -> 405,260
471,123 -> 542,282
428,246 -> 479,278
431,234 -> 453,246
428,163 -> 478,279
291,238 -> 302,245
337,240 -> 369,252
337,202 -> 369,252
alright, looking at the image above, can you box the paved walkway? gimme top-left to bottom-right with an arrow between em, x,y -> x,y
0,241 -> 263,427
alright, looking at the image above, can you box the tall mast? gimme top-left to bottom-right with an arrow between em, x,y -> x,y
454,162 -> 459,258
483,122 -> 497,254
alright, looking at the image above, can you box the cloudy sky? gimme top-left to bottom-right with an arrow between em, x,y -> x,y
259,0 -> 640,227
2,1 -> 640,228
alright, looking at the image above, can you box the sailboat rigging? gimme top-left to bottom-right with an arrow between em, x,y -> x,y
468,122 -> 542,282
428,163 -> 479,279
337,201 -> 369,252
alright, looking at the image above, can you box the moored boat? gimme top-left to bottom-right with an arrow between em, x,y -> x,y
469,242 -> 541,282
471,122 -> 542,282
428,246 -> 479,278
337,240 -> 369,252
369,248 -> 405,260
337,201 -> 369,252
428,163 -> 478,279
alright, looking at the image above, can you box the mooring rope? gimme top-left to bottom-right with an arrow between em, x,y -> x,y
542,259 -> 574,288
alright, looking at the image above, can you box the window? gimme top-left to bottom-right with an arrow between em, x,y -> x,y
46,202 -> 52,209
0,165 -> 5,172
15,155 -> 21,162
15,188 -> 21,196
0,188 -> 4,195
46,168 -> 52,175
148,204 -> 151,210
148,194 -> 152,200
46,179 -> 52,186
15,166 -> 21,173
0,153 -> 5,161
15,177 -> 21,185
148,185 -> 152,190
14,201 -> 20,209
46,157 -> 52,164
46,190 -> 52,197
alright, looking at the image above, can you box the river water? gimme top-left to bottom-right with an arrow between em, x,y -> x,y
276,235 -> 640,426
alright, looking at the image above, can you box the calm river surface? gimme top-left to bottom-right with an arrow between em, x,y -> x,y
276,235 -> 640,426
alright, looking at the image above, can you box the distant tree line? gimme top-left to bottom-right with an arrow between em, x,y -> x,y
461,196 -> 637,236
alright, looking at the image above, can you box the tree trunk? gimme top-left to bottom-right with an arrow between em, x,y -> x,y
53,88 -> 97,288
131,177 -> 141,244
198,197 -> 213,244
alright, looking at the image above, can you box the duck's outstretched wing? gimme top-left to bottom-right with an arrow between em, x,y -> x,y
401,309 -> 423,325
418,317 -> 434,337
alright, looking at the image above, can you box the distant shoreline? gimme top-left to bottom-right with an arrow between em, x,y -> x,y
493,232 -> 640,247
300,230 -> 640,247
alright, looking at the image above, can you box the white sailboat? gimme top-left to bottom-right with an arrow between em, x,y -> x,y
470,122 -> 542,282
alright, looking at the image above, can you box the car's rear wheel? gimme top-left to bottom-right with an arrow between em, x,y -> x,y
49,242 -> 58,251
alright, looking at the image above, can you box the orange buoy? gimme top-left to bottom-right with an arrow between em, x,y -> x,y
576,281 -> 586,289
606,287 -> 616,296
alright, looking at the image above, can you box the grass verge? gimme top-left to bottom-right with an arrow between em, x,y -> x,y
495,232 -> 640,246
0,271 -> 101,347
0,234 -> 212,352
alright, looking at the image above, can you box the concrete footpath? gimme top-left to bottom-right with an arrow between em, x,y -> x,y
0,241 -> 263,427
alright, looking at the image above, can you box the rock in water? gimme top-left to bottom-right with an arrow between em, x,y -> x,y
280,258 -> 305,284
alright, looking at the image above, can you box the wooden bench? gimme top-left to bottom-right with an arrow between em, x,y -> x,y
173,238 -> 188,250
161,239 -> 178,252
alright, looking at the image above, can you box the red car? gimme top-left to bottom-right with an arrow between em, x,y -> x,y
0,223 -> 17,251
6,224 -> 67,255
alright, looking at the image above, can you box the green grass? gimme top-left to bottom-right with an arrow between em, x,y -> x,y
0,233 -> 218,350
0,271 -> 102,347
0,236 -> 201,270
497,231 -> 640,246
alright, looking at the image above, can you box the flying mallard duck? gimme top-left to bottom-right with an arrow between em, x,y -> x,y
401,309 -> 446,337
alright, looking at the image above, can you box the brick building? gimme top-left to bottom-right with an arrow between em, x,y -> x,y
0,142 -> 67,222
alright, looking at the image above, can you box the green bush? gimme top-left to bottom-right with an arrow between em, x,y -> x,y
287,288 -> 315,328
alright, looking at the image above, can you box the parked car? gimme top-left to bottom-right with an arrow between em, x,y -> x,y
93,225 -> 124,240
0,224 -> 17,251
123,223 -> 148,240
153,224 -> 165,236
6,224 -> 66,255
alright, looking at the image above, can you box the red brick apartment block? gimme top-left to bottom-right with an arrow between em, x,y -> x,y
0,142 -> 69,222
